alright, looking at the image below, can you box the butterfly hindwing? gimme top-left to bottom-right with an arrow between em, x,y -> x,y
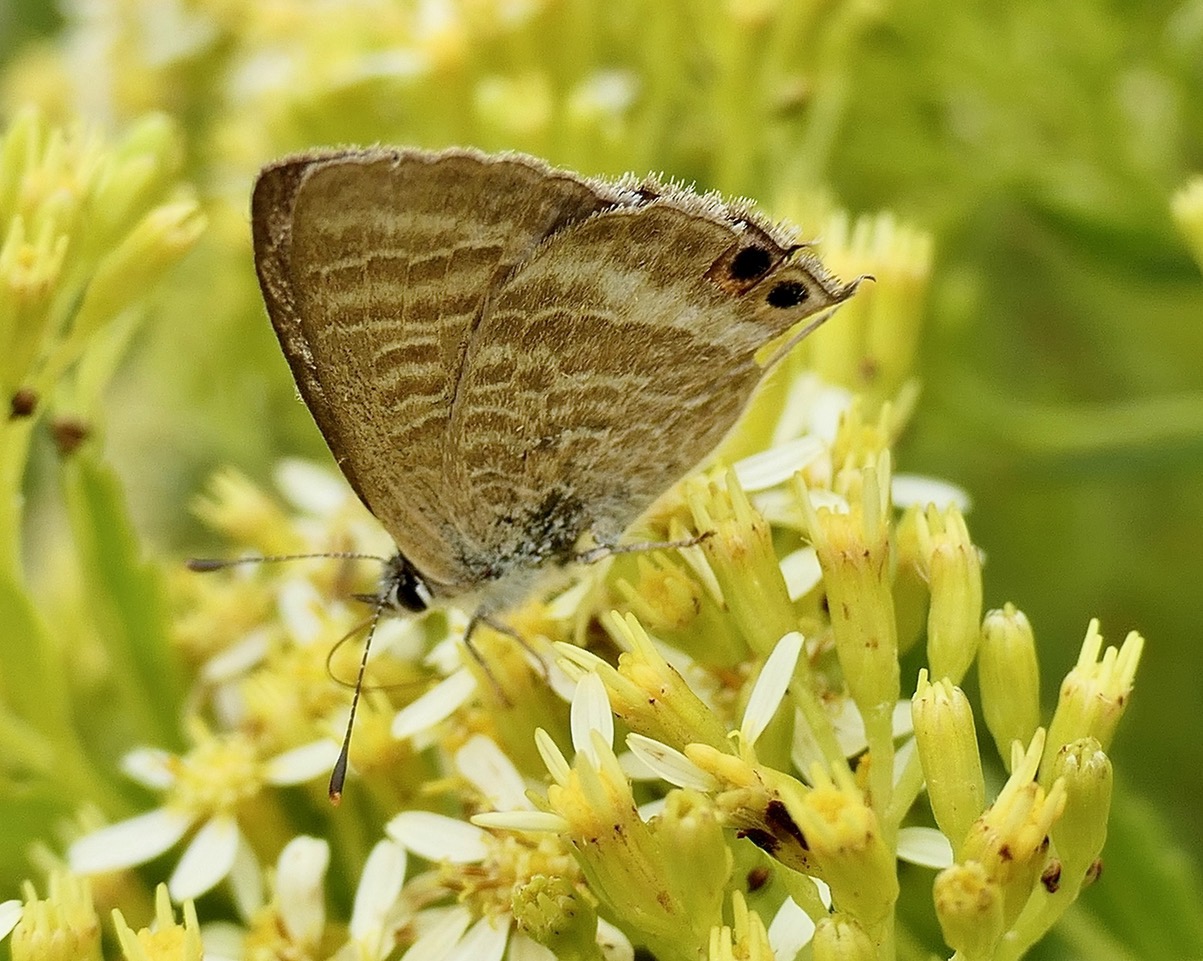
444,194 -> 855,575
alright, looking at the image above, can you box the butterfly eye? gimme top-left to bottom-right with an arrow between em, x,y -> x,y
390,576 -> 432,612
728,245 -> 773,281
766,280 -> 809,309
385,559 -> 433,612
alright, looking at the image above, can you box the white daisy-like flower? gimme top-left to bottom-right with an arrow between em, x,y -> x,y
385,731 -> 633,961
68,732 -> 338,901
589,631 -> 951,952
201,834 -> 332,961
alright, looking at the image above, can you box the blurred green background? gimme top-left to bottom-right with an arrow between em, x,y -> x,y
1,0 -> 1201,956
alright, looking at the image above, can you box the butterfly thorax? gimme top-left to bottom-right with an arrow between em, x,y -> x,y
452,486 -> 589,591
381,486 -> 591,613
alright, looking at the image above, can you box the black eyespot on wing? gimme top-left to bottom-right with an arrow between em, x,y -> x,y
766,280 -> 808,308
729,245 -> 772,281
705,237 -> 785,294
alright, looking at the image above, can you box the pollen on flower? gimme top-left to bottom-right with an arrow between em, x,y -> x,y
113,886 -> 202,961
446,833 -> 581,920
171,732 -> 263,814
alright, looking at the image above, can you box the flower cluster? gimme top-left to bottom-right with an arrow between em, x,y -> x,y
15,371 -> 1139,961
0,10 -> 1155,956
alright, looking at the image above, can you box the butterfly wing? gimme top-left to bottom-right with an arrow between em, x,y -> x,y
252,148 -> 623,589
444,191 -> 857,575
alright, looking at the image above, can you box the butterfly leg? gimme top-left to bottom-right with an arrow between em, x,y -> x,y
462,609 -> 550,706
574,529 -> 714,566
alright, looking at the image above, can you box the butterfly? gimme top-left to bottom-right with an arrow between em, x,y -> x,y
249,147 -> 862,799
251,146 -> 858,620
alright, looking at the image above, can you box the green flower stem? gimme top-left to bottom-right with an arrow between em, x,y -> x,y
61,451 -> 183,750
711,14 -> 764,196
788,669 -> 854,781
0,417 -> 34,579
862,704 -> 896,836
883,750 -> 926,831
999,903 -> 1141,961
777,1 -> 871,193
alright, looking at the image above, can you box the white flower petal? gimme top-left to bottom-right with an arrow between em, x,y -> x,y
768,372 -> 823,444
69,807 -> 193,873
386,811 -> 489,863
793,696 -> 905,775
211,683 -> 248,729
201,629 -> 271,683
444,915 -> 509,961
807,488 -> 849,513
264,740 -> 340,785
119,748 -> 177,790
791,708 -> 823,776
424,615 -> 470,673
472,810 -> 569,833
277,578 -> 325,646
392,668 -> 477,740
376,616 -> 427,663
543,576 -> 593,620
891,474 -> 971,513
455,736 -> 531,811
767,897 -> 816,961
169,816 -> 242,901
276,836 -> 330,945
624,734 -> 718,791
892,699 -> 914,739
779,547 -> 822,601
401,905 -> 472,961
636,797 -> 667,821
534,729 -> 571,786
508,932 -> 557,961
616,749 -> 659,781
897,826 -> 954,869
570,673 -> 613,764
808,384 -> 855,443
197,920 -> 244,961
0,900 -> 22,940
749,488 -> 799,528
228,834 -> 265,922
543,656 -> 581,704
734,437 -> 826,492
275,459 -> 352,516
829,698 -> 869,757
741,632 -> 804,746
350,839 -> 407,945
673,539 -> 724,606
595,917 -> 634,961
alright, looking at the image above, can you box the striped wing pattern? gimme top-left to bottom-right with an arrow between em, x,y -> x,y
253,148 -> 855,598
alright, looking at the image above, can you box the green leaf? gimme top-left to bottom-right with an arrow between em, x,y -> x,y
61,445 -> 185,752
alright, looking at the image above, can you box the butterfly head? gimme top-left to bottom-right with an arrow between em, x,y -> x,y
380,553 -> 435,613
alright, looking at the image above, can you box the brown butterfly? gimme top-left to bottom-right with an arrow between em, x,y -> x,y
252,146 -> 859,618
